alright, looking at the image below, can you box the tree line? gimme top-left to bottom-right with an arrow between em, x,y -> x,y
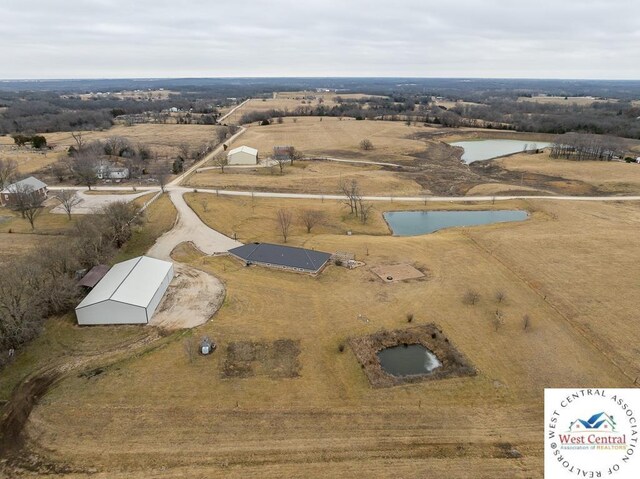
0,201 -> 143,369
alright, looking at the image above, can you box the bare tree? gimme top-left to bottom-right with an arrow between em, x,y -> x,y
522,314 -> 531,331
275,156 -> 288,175
339,178 -> 362,216
11,183 -> 46,230
358,198 -> 373,224
495,290 -> 506,304
462,289 -> 480,306
150,165 -> 170,192
99,201 -> 144,248
0,159 -> 17,189
55,190 -> 82,219
276,208 -> 293,243
71,153 -> 99,190
288,146 -> 303,165
299,209 -> 325,233
178,143 -> 190,162
71,131 -> 86,151
216,126 -> 229,144
359,138 -> 374,150
183,337 -> 197,363
212,153 -> 228,173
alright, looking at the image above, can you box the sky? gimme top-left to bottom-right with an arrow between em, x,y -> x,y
0,0 -> 638,80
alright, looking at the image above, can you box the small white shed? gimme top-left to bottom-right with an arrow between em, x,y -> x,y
227,146 -> 258,165
75,256 -> 174,325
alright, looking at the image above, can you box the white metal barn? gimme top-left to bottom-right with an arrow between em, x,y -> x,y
75,256 -> 174,326
227,145 -> 258,165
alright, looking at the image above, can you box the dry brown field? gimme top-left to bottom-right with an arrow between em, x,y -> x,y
9,194 -> 636,478
516,96 -> 619,105
496,151 -> 640,193
230,117 -> 429,162
188,160 -> 424,196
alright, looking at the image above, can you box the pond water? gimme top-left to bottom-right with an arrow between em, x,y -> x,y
384,210 -> 528,236
377,344 -> 442,376
449,139 -> 551,163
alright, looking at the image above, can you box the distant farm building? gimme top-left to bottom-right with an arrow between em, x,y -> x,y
0,176 -> 48,207
229,243 -> 332,274
97,164 -> 130,180
273,146 -> 294,160
227,146 -> 258,165
75,256 -> 174,325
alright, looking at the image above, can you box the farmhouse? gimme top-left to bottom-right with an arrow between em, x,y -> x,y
97,164 -> 130,180
75,256 -> 174,325
0,176 -> 48,207
227,145 -> 258,165
229,242 -> 332,274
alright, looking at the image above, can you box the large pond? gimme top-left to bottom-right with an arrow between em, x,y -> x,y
377,344 -> 442,376
384,210 -> 528,236
449,139 -> 551,163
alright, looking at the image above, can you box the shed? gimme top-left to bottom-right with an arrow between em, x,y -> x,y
227,146 -> 258,165
1,176 -> 48,207
75,256 -> 174,325
229,243 -> 332,274
78,264 -> 111,288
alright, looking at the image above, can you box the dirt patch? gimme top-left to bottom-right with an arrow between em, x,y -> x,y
221,339 -> 301,379
0,371 -> 60,455
371,263 -> 426,283
149,263 -> 226,330
349,325 -> 476,388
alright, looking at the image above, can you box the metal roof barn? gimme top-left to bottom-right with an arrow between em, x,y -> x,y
75,256 -> 174,325
229,243 -> 332,274
227,145 -> 258,165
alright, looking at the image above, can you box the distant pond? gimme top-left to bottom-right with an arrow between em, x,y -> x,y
384,210 -> 529,236
449,139 -> 551,163
377,344 -> 442,377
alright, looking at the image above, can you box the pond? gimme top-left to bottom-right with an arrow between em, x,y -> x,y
377,344 -> 442,377
384,210 -> 528,236
449,139 -> 551,163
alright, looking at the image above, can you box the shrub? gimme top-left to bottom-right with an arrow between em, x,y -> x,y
406,312 -> 414,323
462,289 -> 480,306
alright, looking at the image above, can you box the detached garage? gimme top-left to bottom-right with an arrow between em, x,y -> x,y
227,145 -> 258,165
75,256 -> 174,325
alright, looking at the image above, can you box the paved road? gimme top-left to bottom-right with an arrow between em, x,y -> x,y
217,99 -> 250,124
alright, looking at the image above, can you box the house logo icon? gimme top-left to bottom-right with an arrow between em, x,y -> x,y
567,412 -> 616,433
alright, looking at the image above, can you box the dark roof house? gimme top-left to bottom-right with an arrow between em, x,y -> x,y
229,243 -> 332,274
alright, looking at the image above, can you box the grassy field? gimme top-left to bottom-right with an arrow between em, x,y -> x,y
230,117 -> 430,163
11,194 -> 635,477
188,160 -> 424,196
496,151 -> 640,193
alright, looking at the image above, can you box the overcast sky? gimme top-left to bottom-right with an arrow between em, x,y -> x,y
1,0 -> 638,79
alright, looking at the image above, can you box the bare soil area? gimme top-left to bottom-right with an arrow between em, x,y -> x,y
222,339 -> 301,379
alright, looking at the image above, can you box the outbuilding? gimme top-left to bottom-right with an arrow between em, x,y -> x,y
229,242 -> 332,274
227,145 -> 258,165
1,176 -> 48,207
75,256 -> 174,325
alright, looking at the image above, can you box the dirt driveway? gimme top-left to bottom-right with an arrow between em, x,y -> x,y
147,188 -> 241,259
149,263 -> 225,329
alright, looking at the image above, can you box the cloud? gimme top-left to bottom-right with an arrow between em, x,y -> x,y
1,0 -> 638,79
